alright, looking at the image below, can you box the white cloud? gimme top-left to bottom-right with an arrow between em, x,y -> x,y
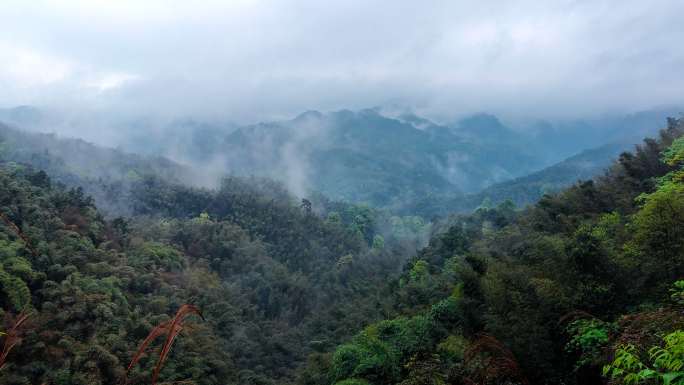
85,72 -> 140,92
0,42 -> 73,88
0,0 -> 682,121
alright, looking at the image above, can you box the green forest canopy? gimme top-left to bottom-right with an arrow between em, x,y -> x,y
0,118 -> 682,385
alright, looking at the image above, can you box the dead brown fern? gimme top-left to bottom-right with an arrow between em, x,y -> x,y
0,311 -> 30,370
463,333 -> 528,385
125,304 -> 204,385
125,321 -> 177,376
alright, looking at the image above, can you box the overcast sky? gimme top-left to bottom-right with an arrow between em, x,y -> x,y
1,0 -> 683,122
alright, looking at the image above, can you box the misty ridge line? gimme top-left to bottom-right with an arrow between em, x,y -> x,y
0,104 -> 680,217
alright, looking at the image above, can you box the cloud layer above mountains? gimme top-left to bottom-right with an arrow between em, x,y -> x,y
1,0 -> 683,122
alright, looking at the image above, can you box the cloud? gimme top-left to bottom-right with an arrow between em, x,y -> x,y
85,73 -> 140,92
0,0 -> 682,122
0,43 -> 73,88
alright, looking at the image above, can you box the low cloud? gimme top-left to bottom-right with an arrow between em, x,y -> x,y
0,0 -> 682,122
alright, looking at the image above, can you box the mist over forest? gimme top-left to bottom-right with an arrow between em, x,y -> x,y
0,105 -> 679,214
0,1 -> 683,385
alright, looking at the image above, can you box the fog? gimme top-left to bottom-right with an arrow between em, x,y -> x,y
1,0 -> 683,124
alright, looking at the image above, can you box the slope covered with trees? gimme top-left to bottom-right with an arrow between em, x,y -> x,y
403,141 -> 632,217
0,114 -> 682,385
116,108 -> 673,216
2,107 -> 674,218
0,160 -> 413,384
472,141 -> 630,207
0,122 -> 195,217
302,117 -> 684,385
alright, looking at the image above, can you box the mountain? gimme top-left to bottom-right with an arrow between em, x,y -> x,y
449,113 -> 521,143
0,109 -> 682,385
0,147 -> 407,385
0,114 -> 679,385
0,106 -> 45,128
305,117 -> 684,385
0,121 -> 433,249
0,122 -> 197,216
395,141 -> 633,217
0,106 -> 678,217
116,107 -> 678,214
473,141 -> 630,207
529,107 -> 682,160
130,109 -> 544,209
465,108 -> 684,210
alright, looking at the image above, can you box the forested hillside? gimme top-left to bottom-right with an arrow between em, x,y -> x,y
0,117 -> 682,385
3,106 -> 674,216
132,108 -> 672,213
0,121 -> 434,251
472,142 -> 630,207
403,142 -> 633,217
0,159 -> 418,384
0,120 -> 640,219
302,117 -> 684,385
0,122 -> 194,216
139,109 -> 540,208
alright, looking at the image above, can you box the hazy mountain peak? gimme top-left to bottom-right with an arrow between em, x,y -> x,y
456,113 -> 505,131
293,110 -> 324,122
0,105 -> 45,127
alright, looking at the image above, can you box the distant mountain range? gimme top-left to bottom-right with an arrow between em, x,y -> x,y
0,122 -> 193,216
399,141 -> 635,217
124,107 -> 677,212
0,105 -> 680,216
475,142 -> 632,205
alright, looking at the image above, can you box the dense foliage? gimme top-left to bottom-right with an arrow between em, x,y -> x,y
0,161 -> 412,384
0,115 -> 682,385
307,118 -> 684,385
